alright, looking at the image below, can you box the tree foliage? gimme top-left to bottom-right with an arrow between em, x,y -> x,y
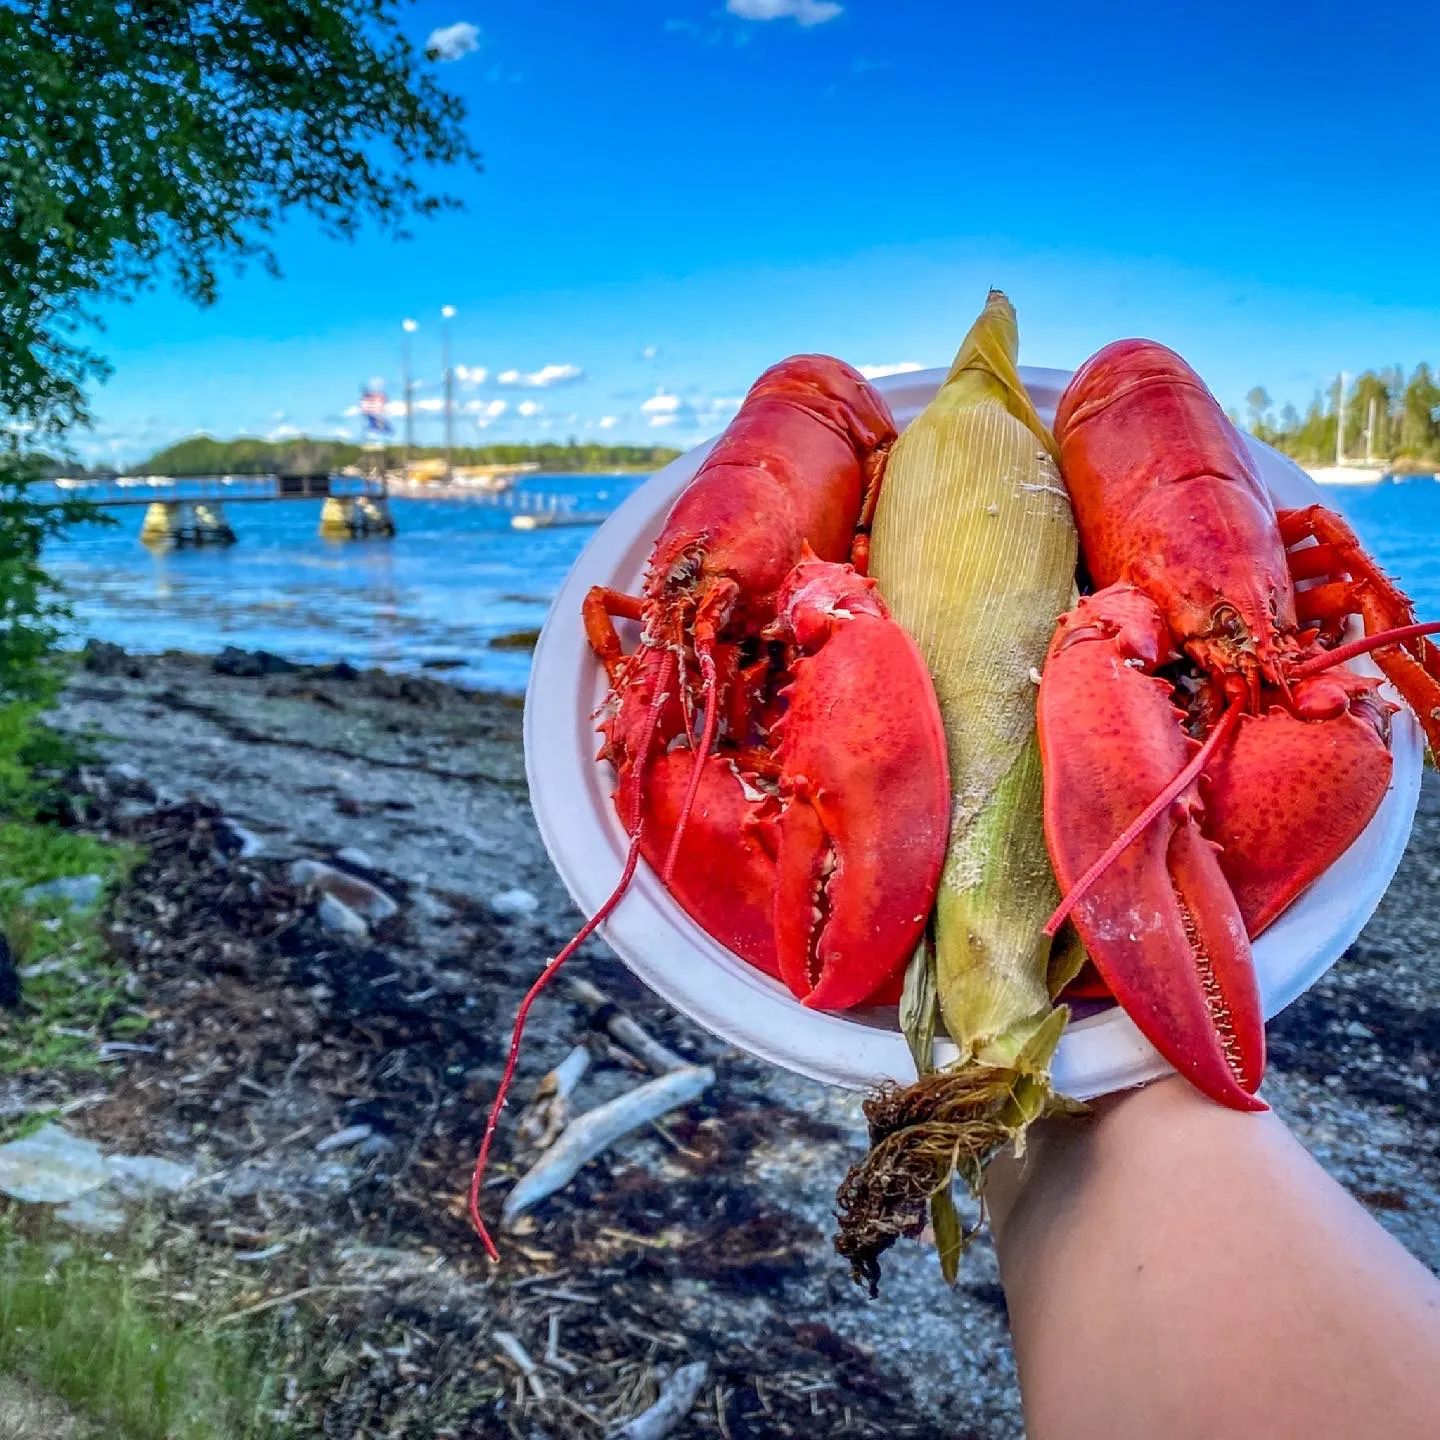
0,0 -> 478,437
0,0 -> 476,805
1244,365 -> 1440,470
118,434 -> 683,476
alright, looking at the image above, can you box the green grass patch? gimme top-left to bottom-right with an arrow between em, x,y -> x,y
0,820 -> 141,1072
0,1220 -> 281,1439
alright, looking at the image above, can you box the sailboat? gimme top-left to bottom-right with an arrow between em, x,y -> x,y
1304,375 -> 1386,486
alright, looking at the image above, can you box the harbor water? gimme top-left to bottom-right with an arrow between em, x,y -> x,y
45,473 -> 647,693
42,471 -> 1440,694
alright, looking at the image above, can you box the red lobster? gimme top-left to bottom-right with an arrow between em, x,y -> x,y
1039,340 -> 1440,1111
470,356 -> 950,1254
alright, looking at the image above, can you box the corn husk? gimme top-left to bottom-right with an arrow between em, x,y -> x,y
873,288 -> 1078,1054
834,290 -> 1082,1292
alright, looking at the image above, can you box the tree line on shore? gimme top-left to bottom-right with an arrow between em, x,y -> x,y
1240,365 -> 1440,470
58,434 -> 685,478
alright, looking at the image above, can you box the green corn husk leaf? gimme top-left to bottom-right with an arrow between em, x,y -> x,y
872,288 -> 1077,1058
834,290 -> 1083,1292
897,936 -> 965,1283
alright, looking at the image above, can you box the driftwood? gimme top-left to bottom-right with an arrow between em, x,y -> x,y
565,977 -> 687,1074
606,1361 -> 710,1440
501,1065 -> 715,1226
517,1043 -> 592,1149
492,1329 -> 547,1402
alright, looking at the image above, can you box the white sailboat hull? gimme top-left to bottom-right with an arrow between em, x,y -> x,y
1303,465 -> 1387,487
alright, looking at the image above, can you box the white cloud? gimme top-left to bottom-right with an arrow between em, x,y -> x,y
705,396 -> 744,415
858,361 -> 923,380
268,423 -> 303,440
598,415 -> 619,429
333,426 -> 354,440
640,345 -> 660,361
414,397 -> 445,413
463,398 -> 508,418
641,391 -> 682,415
516,399 -> 542,418
497,363 -> 584,388
455,364 -> 489,385
427,21 -> 481,62
649,414 -> 679,428
726,0 -> 841,25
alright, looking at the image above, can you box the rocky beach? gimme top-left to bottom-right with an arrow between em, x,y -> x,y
2,642 -> 1435,1438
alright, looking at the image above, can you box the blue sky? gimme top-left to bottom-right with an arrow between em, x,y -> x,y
82,0 -> 1440,463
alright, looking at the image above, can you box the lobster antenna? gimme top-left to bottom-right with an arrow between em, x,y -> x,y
1044,703 -> 1241,939
1292,620 -> 1440,679
468,649 -> 676,1260
662,644 -> 719,885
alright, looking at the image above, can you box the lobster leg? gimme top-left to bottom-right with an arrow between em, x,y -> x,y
768,559 -> 949,1011
1278,505 -> 1440,749
1038,584 -> 1266,1110
583,585 -> 646,685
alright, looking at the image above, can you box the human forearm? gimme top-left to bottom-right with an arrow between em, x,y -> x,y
986,1076 -> 1440,1440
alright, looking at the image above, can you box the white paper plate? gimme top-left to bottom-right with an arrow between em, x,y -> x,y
524,365 -> 1422,1099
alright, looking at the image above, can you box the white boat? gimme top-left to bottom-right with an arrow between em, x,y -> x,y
1303,464 -> 1387,487
1303,375 -> 1387,486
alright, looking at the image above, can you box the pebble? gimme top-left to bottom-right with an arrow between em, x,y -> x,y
106,1154 -> 196,1199
219,818 -> 267,858
55,1191 -> 127,1235
335,846 -> 377,872
315,1124 -> 375,1154
22,873 -> 104,910
0,1125 -> 108,1203
291,859 -> 398,923
1344,1020 -> 1374,1039
491,886 -> 540,919
318,892 -> 370,940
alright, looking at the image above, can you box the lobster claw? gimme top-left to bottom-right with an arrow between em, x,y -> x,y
1204,674 -> 1393,936
624,749 -> 783,980
767,558 -> 950,1011
1038,584 -> 1266,1110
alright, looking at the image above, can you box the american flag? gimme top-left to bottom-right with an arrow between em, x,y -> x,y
360,388 -> 392,436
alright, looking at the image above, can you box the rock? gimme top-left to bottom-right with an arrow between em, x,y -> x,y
81,638 -> 144,677
420,657 -> 466,671
109,762 -> 157,800
315,1124 -> 375,1154
54,1190 -> 127,1235
316,660 -> 361,681
217,818 -> 266,858
490,886 -> 540,919
317,893 -> 369,940
213,646 -> 300,677
22,874 -> 104,911
105,1154 -> 195,1199
488,628 -> 542,652
335,846 -> 377,873
291,859 -> 398,923
0,1124 -> 108,1204
0,934 -> 18,1009
1344,1020 -> 1373,1040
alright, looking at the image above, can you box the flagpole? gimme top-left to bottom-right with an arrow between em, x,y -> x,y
401,317 -> 418,475
441,304 -> 456,483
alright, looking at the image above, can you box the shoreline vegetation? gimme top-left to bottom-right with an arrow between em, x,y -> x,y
1239,364 -> 1440,472
32,435 -> 684,480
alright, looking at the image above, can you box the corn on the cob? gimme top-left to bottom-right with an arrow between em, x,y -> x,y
870,288 -> 1077,1063
834,291 -> 1080,1292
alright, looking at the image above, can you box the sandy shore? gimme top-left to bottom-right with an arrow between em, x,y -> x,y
27,644 -> 1440,1436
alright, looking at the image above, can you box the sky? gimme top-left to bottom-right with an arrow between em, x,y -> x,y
80,0 -> 1440,464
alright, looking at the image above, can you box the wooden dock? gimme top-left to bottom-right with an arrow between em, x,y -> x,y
47,473 -> 396,546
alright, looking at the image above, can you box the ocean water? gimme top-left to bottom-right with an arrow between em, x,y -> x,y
40,472 -> 1440,694
43,473 -> 647,693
